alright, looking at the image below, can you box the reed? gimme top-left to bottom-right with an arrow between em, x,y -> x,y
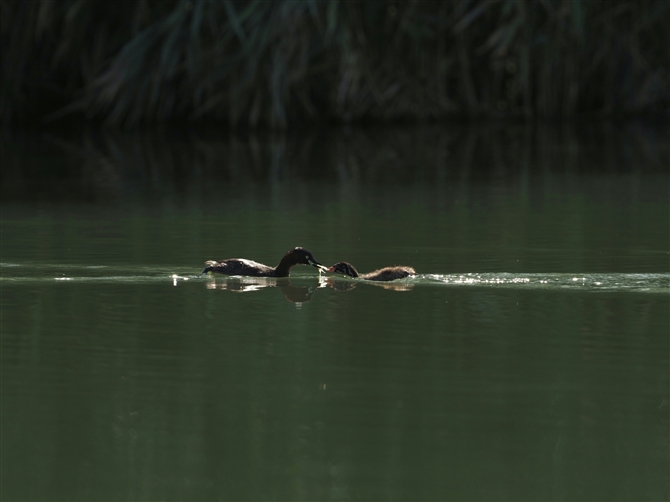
1,0 -> 668,127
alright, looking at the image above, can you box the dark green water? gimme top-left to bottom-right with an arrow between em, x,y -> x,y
2,124 -> 669,500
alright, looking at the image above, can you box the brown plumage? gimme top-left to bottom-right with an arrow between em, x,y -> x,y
327,262 -> 416,281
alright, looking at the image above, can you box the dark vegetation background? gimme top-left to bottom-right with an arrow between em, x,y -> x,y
1,0 -> 669,128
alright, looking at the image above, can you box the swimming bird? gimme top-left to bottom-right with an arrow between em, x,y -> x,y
326,262 -> 415,281
202,247 -> 326,277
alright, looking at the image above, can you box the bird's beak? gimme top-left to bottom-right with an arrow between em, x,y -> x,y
310,260 -> 328,272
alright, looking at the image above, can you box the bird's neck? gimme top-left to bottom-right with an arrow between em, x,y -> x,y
274,255 -> 295,276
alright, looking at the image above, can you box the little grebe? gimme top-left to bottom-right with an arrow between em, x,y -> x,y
327,262 -> 416,281
203,247 -> 326,277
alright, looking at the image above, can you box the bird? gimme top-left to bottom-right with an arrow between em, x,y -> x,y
326,261 -> 415,281
202,247 -> 326,277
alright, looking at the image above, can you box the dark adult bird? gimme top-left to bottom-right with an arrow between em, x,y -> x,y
202,247 -> 326,277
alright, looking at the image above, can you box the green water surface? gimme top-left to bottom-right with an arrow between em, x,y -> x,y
1,125 -> 669,500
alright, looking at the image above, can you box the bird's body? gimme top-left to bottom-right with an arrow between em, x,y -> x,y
327,262 -> 415,281
203,247 -> 324,277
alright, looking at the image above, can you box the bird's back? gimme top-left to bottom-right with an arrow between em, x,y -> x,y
361,266 -> 415,281
203,258 -> 276,276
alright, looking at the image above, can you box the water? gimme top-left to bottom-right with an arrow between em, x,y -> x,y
2,124 -> 669,500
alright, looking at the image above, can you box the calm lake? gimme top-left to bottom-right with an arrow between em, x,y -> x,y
2,123 -> 669,501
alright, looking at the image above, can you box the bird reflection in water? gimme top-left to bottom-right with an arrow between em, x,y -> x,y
322,275 -> 414,292
204,276 -> 321,305
203,273 -> 413,306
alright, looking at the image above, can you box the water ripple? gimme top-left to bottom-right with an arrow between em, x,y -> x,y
419,273 -> 669,293
1,263 -> 668,293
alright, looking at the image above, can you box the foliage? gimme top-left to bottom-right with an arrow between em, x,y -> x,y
1,0 -> 668,127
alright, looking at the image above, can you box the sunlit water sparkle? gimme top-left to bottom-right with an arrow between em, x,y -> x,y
2,263 -> 667,293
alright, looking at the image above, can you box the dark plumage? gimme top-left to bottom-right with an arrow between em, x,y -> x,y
327,262 -> 416,281
202,247 -> 325,277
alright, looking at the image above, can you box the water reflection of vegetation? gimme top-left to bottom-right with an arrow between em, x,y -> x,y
3,123 -> 667,202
